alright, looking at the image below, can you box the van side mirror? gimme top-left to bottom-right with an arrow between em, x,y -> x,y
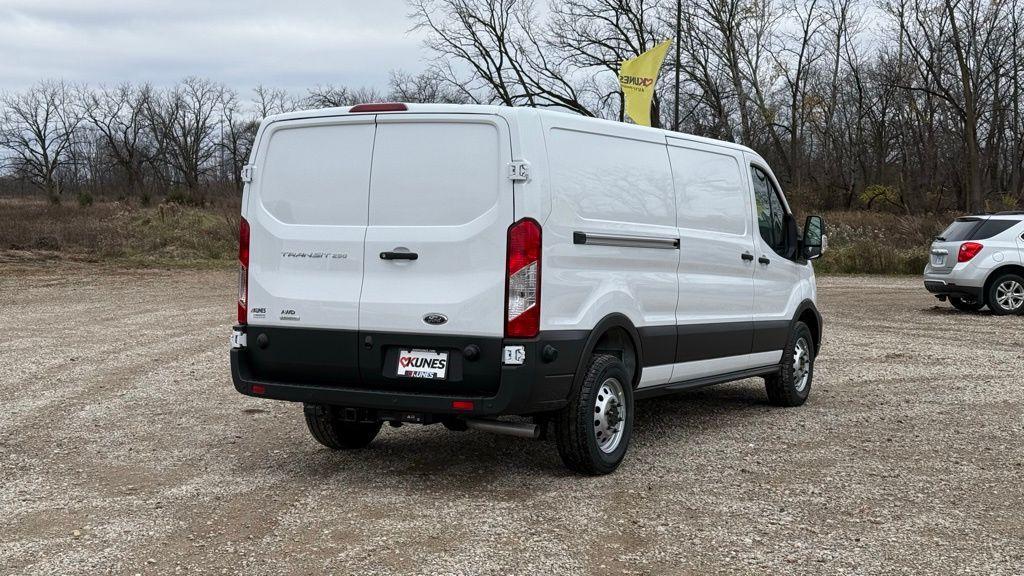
802,215 -> 826,260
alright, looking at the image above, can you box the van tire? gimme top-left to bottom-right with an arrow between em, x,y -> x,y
554,354 -> 633,475
764,321 -> 814,407
303,404 -> 382,449
949,296 -> 984,312
985,273 -> 1024,315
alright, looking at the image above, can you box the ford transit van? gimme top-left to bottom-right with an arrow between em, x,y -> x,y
230,103 -> 825,475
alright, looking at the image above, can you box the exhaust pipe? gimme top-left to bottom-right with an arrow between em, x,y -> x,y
465,419 -> 540,439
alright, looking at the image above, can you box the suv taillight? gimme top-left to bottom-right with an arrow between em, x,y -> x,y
505,218 -> 541,338
238,217 -> 250,324
958,241 -> 983,263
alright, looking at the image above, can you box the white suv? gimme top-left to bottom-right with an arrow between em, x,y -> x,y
924,213 -> 1024,314
230,103 -> 825,475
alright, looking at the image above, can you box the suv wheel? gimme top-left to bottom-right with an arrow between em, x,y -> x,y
987,273 -> 1024,316
949,296 -> 984,312
554,354 -> 633,475
764,321 -> 815,407
303,404 -> 382,449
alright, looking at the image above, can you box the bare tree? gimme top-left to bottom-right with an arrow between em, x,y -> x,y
304,84 -> 384,108
145,77 -> 225,193
0,80 -> 82,198
775,0 -> 826,186
253,85 -> 298,117
885,0 -> 1009,211
81,83 -> 154,196
409,0 -> 595,114
548,0 -> 667,126
388,69 -> 471,103
218,88 -> 260,192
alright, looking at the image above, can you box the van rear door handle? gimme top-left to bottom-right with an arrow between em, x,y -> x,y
741,252 -> 754,261
758,256 -> 771,265
380,251 -> 418,261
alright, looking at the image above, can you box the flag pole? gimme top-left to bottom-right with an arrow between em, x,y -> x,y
674,0 -> 681,131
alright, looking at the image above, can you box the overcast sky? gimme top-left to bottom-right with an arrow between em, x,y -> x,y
0,0 -> 426,95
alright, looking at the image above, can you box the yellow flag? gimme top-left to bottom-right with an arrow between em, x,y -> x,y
618,40 -> 672,127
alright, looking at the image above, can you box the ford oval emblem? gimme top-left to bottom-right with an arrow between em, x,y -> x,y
423,313 -> 448,326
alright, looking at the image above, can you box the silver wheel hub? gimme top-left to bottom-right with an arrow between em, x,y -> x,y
593,377 -> 626,454
995,280 -> 1024,311
792,337 -> 811,393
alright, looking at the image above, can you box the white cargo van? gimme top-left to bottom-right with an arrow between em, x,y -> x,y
230,103 -> 825,475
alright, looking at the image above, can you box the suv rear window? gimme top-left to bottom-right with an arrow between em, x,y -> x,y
937,218 -> 982,241
937,217 -> 1021,241
972,219 -> 1020,239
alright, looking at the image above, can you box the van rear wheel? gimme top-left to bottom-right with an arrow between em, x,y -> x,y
303,404 -> 382,449
554,354 -> 633,475
764,321 -> 815,407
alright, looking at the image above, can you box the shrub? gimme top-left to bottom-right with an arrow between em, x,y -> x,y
77,192 -> 94,207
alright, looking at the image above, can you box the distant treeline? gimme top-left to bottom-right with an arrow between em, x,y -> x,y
0,72 -> 462,205
2,0 -> 1023,214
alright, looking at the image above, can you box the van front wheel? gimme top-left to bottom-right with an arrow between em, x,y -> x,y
554,354 -> 634,475
303,404 -> 382,449
764,321 -> 815,407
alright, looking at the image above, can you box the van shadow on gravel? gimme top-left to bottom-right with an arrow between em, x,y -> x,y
232,381 -> 778,483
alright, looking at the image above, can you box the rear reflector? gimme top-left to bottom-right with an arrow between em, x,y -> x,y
349,103 -> 408,113
958,241 -> 983,262
251,384 -> 265,395
452,401 -> 474,411
238,217 -> 250,324
506,218 -> 542,338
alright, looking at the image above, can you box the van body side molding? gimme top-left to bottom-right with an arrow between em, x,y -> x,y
573,231 -> 680,249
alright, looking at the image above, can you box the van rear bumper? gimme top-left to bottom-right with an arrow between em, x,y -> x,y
229,326 -> 585,417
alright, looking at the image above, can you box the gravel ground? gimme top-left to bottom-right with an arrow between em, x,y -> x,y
1,265 -> 1022,575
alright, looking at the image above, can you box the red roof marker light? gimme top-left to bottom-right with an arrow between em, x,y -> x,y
349,103 -> 408,113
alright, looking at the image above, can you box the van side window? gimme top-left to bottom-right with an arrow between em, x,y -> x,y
751,166 -> 786,256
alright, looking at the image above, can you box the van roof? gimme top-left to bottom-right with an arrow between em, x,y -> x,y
261,103 -> 758,155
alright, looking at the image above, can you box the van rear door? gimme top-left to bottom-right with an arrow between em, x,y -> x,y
246,115 -> 375,330
358,114 -> 515,337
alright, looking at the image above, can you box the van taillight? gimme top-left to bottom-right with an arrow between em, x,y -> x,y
958,241 -> 983,263
505,218 -> 541,338
238,217 -> 250,324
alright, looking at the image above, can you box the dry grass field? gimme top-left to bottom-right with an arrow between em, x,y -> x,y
1,196 -> 953,274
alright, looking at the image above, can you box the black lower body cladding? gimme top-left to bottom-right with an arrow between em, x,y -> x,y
638,318 -> 800,365
231,325 -> 586,416
231,310 -> 822,416
924,280 -> 983,300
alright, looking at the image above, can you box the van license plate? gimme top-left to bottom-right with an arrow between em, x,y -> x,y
397,349 -> 448,379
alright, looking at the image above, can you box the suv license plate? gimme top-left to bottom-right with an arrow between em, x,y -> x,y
397,349 -> 448,379
933,255 -> 946,266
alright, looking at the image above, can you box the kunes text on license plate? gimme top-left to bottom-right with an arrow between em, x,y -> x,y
397,349 -> 448,379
